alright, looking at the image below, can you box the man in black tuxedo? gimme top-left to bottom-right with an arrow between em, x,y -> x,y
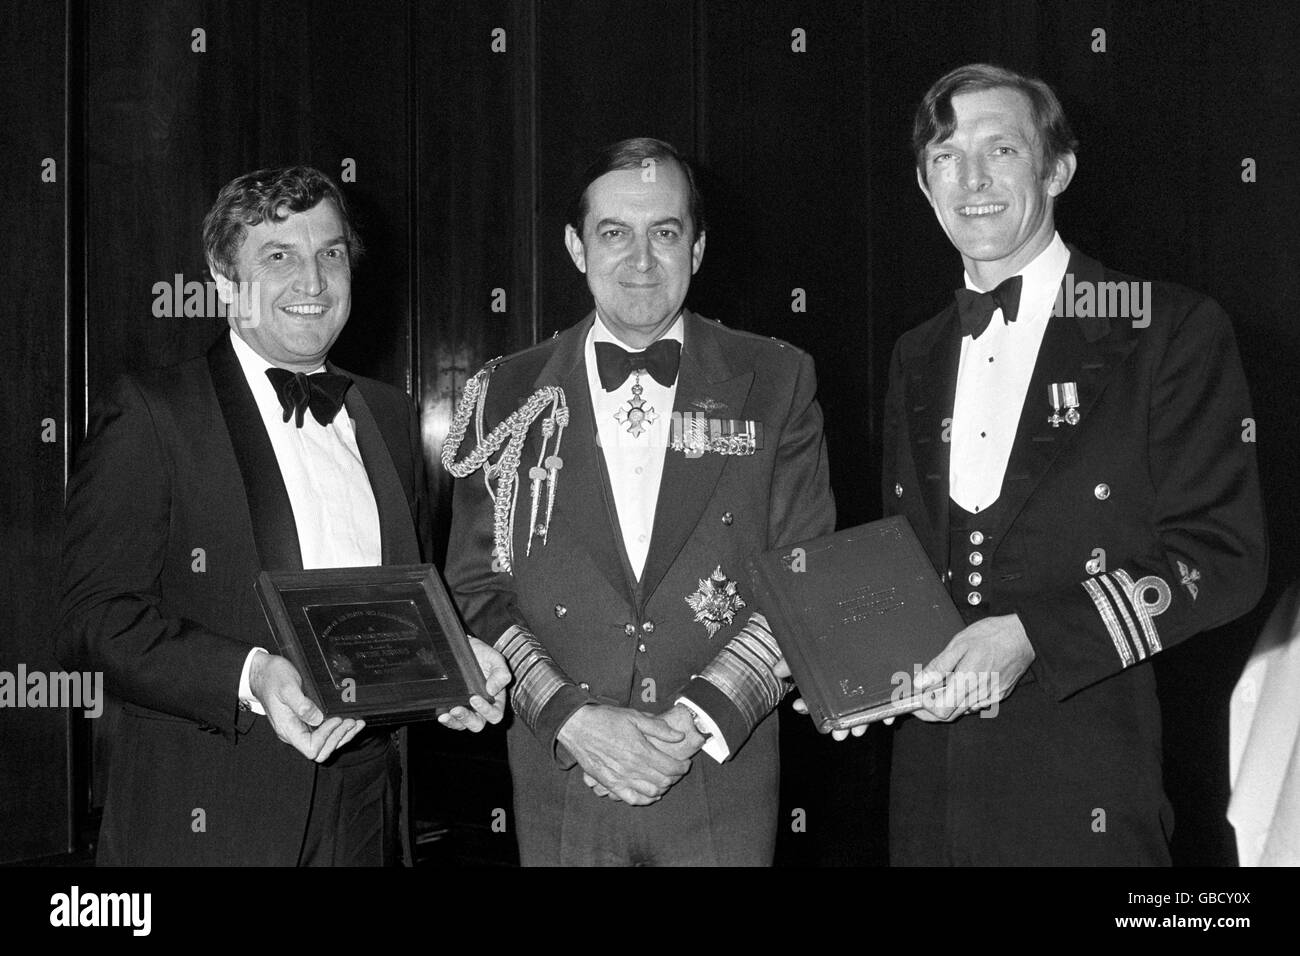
864,65 -> 1267,864
59,166 -> 509,865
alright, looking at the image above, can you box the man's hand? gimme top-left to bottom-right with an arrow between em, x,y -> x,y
647,704 -> 707,761
249,652 -> 364,762
790,696 -> 878,739
584,706 -> 705,799
438,635 -> 512,732
558,705 -> 690,805
785,647 -> 884,739
584,706 -> 704,800
913,613 -> 1034,722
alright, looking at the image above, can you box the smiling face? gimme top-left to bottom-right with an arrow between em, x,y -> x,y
219,199 -> 352,370
564,160 -> 705,348
918,86 -> 1075,287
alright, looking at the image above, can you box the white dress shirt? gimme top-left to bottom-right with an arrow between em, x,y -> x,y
230,330 -> 382,711
585,314 -> 681,580
949,232 -> 1070,512
583,314 -> 730,762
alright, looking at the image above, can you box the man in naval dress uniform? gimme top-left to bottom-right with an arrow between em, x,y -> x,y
872,65 -> 1266,865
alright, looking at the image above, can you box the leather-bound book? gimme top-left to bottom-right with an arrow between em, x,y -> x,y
745,516 -> 964,732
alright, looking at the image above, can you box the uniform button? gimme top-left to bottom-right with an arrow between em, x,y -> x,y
1086,558 -> 1102,575
969,531 -> 985,546
579,682 -> 590,691
721,511 -> 734,525
554,604 -> 567,618
895,483 -> 903,498
969,551 -> 983,566
642,620 -> 655,634
943,569 -> 953,583
967,591 -> 983,606
624,623 -> 637,636
1094,483 -> 1110,500
638,643 -> 647,653
968,572 -> 982,586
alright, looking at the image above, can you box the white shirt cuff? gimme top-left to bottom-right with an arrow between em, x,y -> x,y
239,647 -> 269,716
676,696 -> 730,763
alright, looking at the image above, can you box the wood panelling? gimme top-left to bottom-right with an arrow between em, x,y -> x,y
0,0 -> 72,862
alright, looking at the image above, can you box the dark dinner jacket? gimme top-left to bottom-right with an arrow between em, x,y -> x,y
882,247 -> 1268,864
59,333 -> 426,865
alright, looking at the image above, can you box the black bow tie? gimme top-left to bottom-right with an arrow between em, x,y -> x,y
594,338 -> 682,391
955,274 -> 1023,340
264,367 -> 352,427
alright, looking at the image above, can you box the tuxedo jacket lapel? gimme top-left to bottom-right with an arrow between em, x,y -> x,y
342,380 -> 422,565
207,334 -> 304,572
533,315 -> 639,604
640,313 -> 753,606
903,306 -> 962,556
988,248 -> 1139,544
209,333 -> 420,572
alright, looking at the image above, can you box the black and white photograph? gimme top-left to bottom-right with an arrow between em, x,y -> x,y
0,0 -> 1296,935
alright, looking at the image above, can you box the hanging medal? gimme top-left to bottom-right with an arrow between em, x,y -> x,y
1062,382 -> 1081,425
614,370 -> 657,437
1048,381 -> 1081,427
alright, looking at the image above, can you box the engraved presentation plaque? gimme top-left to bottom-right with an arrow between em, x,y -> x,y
255,564 -> 488,726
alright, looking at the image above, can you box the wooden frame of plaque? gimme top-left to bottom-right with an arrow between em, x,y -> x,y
254,564 -> 488,726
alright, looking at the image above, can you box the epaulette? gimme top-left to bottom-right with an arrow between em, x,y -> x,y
486,330 -> 566,367
707,318 -> 808,357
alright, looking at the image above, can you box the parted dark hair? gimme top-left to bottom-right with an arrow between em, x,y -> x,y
202,165 -> 363,279
912,63 -> 1078,185
567,137 -> 705,238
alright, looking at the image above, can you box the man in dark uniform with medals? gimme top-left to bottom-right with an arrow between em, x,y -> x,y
874,65 -> 1267,864
443,138 -> 835,865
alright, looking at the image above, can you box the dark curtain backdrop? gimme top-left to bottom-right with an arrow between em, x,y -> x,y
1,0 -> 1295,865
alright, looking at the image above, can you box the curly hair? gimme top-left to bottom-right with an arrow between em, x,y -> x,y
202,165 -> 363,279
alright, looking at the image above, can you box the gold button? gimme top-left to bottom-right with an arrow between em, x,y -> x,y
895,483 -> 903,497
1094,483 -> 1110,500
1086,558 -> 1101,574
969,531 -> 985,546
721,512 -> 734,525
554,604 -> 567,618
638,643 -> 646,653
579,682 -> 590,691
967,592 -> 982,606
624,623 -> 636,636
969,551 -> 983,566
642,621 -> 655,634
968,572 -> 982,586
